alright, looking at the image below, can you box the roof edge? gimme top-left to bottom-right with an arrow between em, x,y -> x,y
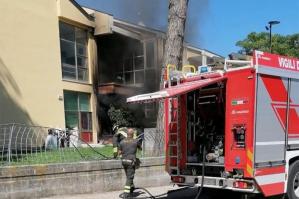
70,0 -> 94,21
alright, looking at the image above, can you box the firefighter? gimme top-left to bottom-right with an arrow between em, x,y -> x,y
112,125 -> 138,158
119,128 -> 142,198
112,125 -> 127,158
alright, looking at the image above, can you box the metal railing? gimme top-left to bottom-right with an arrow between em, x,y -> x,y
224,59 -> 252,71
0,123 -> 111,166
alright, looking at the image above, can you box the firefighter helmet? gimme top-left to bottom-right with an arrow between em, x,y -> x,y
112,124 -> 119,133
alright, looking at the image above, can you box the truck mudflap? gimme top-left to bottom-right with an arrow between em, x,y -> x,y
254,166 -> 286,197
171,175 -> 259,193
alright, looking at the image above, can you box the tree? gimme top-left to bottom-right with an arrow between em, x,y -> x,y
154,0 -> 189,156
107,105 -> 136,128
236,32 -> 299,58
162,0 -> 189,73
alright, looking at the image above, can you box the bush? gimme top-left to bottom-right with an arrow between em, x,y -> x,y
107,105 -> 136,128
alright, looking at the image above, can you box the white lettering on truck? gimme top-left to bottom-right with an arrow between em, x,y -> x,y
278,57 -> 299,70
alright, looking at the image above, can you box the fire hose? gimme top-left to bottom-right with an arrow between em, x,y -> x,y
194,145 -> 206,199
118,187 -> 168,199
117,134 -> 207,199
118,146 -> 207,199
118,187 -> 192,199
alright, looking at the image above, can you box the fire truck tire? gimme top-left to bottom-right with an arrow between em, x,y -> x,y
287,160 -> 299,199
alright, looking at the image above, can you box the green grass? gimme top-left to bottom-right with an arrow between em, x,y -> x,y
1,146 -> 115,166
0,145 -> 147,166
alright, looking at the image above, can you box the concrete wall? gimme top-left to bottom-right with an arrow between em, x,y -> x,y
0,157 -> 169,199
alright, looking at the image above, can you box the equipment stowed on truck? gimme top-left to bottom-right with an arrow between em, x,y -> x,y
127,51 -> 299,198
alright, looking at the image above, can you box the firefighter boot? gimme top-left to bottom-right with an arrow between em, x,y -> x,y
122,192 -> 129,199
130,184 -> 135,194
123,185 -> 131,198
123,192 -> 134,199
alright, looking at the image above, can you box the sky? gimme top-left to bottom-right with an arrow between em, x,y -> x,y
77,0 -> 299,57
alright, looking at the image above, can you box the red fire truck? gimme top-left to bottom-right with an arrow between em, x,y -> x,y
127,51 -> 299,198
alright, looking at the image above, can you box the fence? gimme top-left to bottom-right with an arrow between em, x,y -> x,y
0,123 -> 111,166
143,128 -> 165,157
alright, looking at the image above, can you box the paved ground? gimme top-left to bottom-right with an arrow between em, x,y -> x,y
41,185 -> 247,199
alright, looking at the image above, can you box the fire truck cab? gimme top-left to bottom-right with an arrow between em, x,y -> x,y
127,51 -> 299,198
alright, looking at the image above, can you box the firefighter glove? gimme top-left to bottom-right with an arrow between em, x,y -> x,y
113,147 -> 118,158
113,152 -> 118,158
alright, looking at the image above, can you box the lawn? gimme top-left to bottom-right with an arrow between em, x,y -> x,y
1,145 -> 145,166
1,145 -> 115,166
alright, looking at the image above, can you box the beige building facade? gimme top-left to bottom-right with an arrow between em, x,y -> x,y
0,0 -> 98,142
0,0 -> 222,143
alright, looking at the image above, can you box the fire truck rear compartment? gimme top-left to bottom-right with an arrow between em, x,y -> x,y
183,82 -> 225,177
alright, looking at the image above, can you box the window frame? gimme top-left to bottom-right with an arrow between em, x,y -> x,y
118,39 -> 157,86
59,21 -> 89,82
64,91 -> 92,132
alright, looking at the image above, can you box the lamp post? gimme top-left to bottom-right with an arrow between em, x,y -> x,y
265,21 -> 280,53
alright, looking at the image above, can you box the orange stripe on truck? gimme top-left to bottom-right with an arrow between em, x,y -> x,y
246,149 -> 253,177
246,164 -> 253,177
246,149 -> 253,162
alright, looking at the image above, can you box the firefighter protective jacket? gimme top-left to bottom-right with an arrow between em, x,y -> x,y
119,138 -> 141,160
112,127 -> 128,153
112,127 -> 141,153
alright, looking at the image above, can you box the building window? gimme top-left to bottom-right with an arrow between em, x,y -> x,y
59,21 -> 88,81
64,91 -> 92,132
116,54 -> 157,86
122,54 -> 145,85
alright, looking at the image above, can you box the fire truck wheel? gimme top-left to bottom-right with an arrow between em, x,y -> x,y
287,160 -> 299,199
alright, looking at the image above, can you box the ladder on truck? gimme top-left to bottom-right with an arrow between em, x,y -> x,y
168,97 -> 181,176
